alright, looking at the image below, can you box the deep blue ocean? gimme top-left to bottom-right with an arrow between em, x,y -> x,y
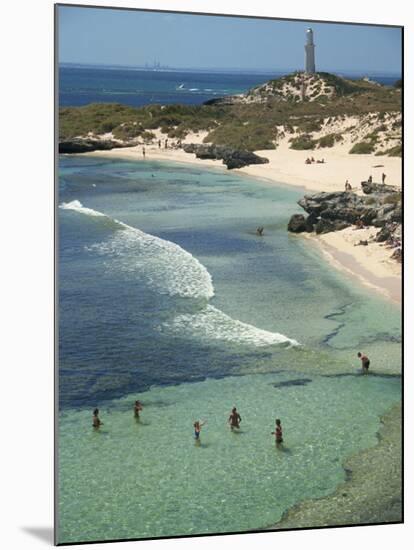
59,65 -> 400,107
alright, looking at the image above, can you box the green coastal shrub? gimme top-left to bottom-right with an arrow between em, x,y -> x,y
385,145 -> 402,157
290,134 -> 316,150
112,123 -> 143,140
317,133 -> 343,148
349,141 -> 375,154
205,122 -> 276,151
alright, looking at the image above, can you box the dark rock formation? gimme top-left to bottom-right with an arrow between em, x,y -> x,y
315,219 -> 350,234
182,143 -> 269,170
289,187 -> 402,264
289,189 -> 401,235
375,226 -> 391,243
287,214 -> 308,233
361,181 -> 397,195
59,138 -> 131,154
391,248 -> 402,263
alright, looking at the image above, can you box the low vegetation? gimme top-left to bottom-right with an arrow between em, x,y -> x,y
349,141 -> 376,154
289,134 -> 316,150
381,145 -> 402,157
317,133 -> 343,148
59,72 -> 401,156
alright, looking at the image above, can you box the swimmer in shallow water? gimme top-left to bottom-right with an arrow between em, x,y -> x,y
228,407 -> 241,431
271,418 -> 283,445
134,400 -> 143,419
193,420 -> 206,444
92,408 -> 102,429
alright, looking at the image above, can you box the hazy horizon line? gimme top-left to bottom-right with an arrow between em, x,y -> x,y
59,62 -> 401,77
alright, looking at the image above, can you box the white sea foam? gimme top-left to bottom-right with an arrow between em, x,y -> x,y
60,200 -> 105,217
60,200 -> 299,347
59,200 -> 214,300
163,305 -> 299,348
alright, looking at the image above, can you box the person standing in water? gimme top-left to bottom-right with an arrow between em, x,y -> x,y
357,352 -> 370,374
271,418 -> 283,445
228,407 -> 242,430
134,400 -> 143,419
92,408 -> 102,429
193,420 -> 206,444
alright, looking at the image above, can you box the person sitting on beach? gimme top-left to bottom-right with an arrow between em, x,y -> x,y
354,219 -> 364,229
92,408 -> 102,429
357,352 -> 370,374
134,400 -> 143,419
193,420 -> 206,442
305,158 -> 311,165
228,407 -> 242,430
271,419 -> 283,445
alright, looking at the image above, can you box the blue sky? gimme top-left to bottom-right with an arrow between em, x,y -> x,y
58,6 -> 402,74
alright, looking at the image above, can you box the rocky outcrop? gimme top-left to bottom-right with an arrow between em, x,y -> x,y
59,138 -> 131,154
391,248 -> 402,263
361,181 -> 397,195
288,186 -> 402,263
287,214 -> 308,233
182,143 -> 269,170
290,187 -> 402,232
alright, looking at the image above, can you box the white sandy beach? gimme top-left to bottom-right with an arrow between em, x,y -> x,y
85,129 -> 402,304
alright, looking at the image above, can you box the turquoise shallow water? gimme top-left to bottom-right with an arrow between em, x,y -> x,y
59,372 -> 400,542
58,156 -> 401,543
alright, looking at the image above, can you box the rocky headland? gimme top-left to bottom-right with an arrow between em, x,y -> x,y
288,182 -> 402,263
59,138 -> 133,154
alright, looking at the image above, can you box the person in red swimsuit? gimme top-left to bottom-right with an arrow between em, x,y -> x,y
271,418 -> 283,445
357,352 -> 370,374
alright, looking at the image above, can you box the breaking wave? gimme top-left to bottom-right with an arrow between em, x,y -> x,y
59,200 -> 299,348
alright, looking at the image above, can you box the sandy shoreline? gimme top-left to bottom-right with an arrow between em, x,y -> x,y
301,228 -> 401,304
84,132 -> 401,304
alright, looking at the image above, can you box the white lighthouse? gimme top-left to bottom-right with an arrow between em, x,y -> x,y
305,28 -> 316,73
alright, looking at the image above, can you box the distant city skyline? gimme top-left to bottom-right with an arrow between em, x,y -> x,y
58,6 -> 402,75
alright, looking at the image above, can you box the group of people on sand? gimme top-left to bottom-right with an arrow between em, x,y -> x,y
142,138 -> 183,158
92,353 -> 371,435
305,157 -> 325,164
